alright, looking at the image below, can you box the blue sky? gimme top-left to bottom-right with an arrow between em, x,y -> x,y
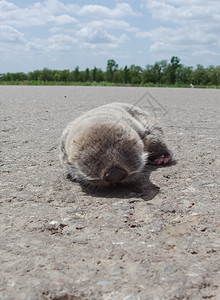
0,0 -> 220,73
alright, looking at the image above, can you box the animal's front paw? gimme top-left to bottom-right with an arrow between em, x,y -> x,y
67,173 -> 78,182
154,150 -> 172,165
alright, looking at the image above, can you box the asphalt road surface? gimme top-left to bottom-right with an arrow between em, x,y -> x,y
1,86 -> 220,300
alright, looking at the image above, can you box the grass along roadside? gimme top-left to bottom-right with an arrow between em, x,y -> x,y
0,81 -> 219,89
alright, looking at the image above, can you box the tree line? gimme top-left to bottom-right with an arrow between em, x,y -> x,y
0,57 -> 219,86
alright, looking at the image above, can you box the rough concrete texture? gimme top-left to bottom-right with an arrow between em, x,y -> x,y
1,86 -> 220,300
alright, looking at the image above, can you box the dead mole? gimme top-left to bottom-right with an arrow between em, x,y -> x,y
60,102 -> 172,187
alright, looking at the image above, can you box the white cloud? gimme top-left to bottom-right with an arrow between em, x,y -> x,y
83,19 -> 138,33
76,25 -> 128,51
77,3 -> 139,19
0,24 -> 25,44
145,0 -> 220,24
0,0 -> 136,60
0,0 -> 78,27
0,0 -> 137,27
77,27 -> 114,44
144,0 -> 220,28
0,24 -> 26,58
48,15 -> 77,26
137,26 -> 216,46
1,0 -> 219,72
0,0 -> 17,12
138,0 -> 220,63
25,33 -> 77,54
48,34 -> 77,51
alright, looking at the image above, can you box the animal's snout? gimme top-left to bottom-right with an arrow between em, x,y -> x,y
104,167 -> 127,184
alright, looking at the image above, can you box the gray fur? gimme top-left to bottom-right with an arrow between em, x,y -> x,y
60,102 -> 171,186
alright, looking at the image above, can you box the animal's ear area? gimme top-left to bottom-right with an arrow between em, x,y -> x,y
73,138 -> 85,151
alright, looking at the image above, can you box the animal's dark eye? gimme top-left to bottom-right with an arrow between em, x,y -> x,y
141,130 -> 150,139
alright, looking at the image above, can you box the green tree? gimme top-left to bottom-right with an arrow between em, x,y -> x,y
129,64 -> 142,84
84,68 -> 90,82
142,65 -> 153,83
92,66 -> 97,82
96,68 -> 104,82
28,70 -> 42,81
73,66 -> 80,82
149,60 -> 168,83
206,65 -> 220,86
176,65 -> 193,84
192,65 -> 208,85
106,59 -> 118,82
2,73 -> 13,81
59,70 -> 70,82
123,65 -> 130,84
41,68 -> 55,81
167,56 -> 181,84
1,57 -> 219,87
113,69 -> 123,83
